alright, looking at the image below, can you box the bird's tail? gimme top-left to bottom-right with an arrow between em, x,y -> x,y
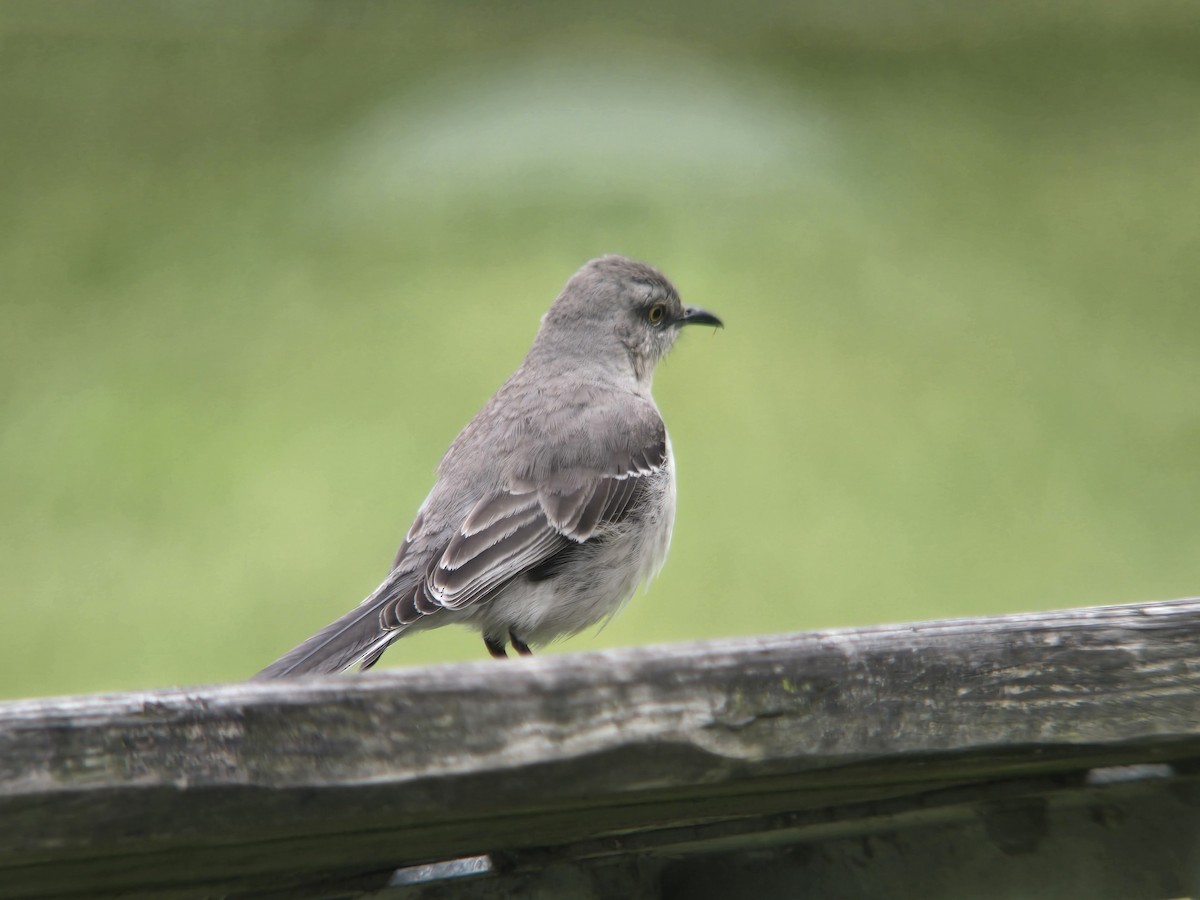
253,576 -> 406,679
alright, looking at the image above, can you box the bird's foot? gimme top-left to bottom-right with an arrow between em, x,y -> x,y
510,631 -> 533,656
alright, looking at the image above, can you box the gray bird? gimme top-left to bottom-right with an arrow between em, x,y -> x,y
256,255 -> 721,678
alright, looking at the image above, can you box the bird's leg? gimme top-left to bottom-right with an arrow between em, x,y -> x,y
509,630 -> 534,656
484,635 -> 508,658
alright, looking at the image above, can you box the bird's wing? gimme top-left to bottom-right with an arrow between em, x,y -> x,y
378,410 -> 667,629
255,400 -> 667,678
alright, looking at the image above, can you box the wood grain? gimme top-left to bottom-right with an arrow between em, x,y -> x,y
2,598 -> 1199,898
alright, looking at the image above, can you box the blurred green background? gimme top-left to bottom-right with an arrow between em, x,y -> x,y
2,1 -> 1198,700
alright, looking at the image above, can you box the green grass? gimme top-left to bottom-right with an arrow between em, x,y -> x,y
2,4 -> 1198,698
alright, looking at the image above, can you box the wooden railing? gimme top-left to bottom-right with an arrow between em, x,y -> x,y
2,598 -> 1199,898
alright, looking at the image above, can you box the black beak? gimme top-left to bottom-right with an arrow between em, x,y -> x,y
678,306 -> 723,328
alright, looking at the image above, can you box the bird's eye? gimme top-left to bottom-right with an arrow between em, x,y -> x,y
647,304 -> 666,325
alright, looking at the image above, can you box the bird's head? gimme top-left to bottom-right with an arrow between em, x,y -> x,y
535,255 -> 722,384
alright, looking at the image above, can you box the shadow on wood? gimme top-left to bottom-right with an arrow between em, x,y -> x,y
2,599 -> 1199,898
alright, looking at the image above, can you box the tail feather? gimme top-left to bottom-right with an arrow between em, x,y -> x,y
254,577 -> 407,679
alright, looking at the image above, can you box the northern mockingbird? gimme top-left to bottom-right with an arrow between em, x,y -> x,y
256,255 -> 721,678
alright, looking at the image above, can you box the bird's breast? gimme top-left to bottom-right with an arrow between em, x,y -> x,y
636,433 -> 676,586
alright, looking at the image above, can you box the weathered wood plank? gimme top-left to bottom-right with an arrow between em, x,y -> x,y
2,598 -> 1199,898
365,772 -> 1200,900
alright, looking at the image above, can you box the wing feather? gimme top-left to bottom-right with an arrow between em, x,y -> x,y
381,410 -> 667,634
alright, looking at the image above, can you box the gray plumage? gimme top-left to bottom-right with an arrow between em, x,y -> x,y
256,255 -> 721,678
